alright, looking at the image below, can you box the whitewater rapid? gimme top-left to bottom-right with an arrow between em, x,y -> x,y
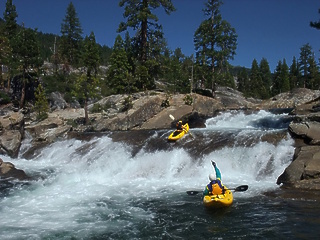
0,110 -> 295,239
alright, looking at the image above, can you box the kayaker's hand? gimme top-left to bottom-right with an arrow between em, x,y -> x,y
211,161 -> 216,167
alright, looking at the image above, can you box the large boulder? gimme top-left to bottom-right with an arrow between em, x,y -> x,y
25,116 -> 69,141
92,93 -> 168,131
0,157 -> 30,180
48,91 -> 69,110
289,121 -> 320,145
0,130 -> 22,158
0,110 -> 24,157
277,145 -> 320,189
260,88 -> 320,109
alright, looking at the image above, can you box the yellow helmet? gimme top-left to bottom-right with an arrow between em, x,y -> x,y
179,120 -> 182,123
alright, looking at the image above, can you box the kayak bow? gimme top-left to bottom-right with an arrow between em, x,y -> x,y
168,123 -> 189,141
203,188 -> 233,208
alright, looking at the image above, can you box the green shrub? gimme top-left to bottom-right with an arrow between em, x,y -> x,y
183,94 -> 193,105
90,103 -> 102,113
122,96 -> 133,112
0,91 -> 11,104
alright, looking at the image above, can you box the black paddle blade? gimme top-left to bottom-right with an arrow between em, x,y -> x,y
186,190 -> 201,195
234,185 -> 248,192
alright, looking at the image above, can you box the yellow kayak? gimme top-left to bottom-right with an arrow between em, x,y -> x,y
168,123 -> 189,141
203,188 -> 233,208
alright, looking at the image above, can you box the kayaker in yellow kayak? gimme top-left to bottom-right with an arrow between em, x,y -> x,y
176,120 -> 186,131
203,161 -> 225,196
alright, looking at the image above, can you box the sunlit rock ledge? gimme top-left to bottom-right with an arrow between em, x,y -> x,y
1,87 -> 320,190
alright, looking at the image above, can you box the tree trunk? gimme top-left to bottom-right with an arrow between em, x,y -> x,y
140,0 -> 148,63
84,98 -> 89,125
19,73 -> 26,108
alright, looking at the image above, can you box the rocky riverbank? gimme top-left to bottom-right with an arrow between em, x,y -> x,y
1,87 -> 320,190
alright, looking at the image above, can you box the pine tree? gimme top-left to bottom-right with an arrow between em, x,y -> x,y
60,2 -> 83,67
310,8 -> 320,30
3,0 -> 18,40
259,58 -> 272,98
298,43 -> 313,88
237,67 -> 249,96
280,59 -> 290,93
34,84 -> 49,120
194,0 -> 237,95
289,57 -> 299,90
118,0 -> 175,63
11,26 -> 42,107
74,32 -> 100,125
249,59 -> 264,98
0,36 -> 11,87
273,61 -> 282,95
2,0 -> 18,90
83,32 -> 100,77
307,55 -> 320,89
107,35 -> 134,94
118,0 -> 175,90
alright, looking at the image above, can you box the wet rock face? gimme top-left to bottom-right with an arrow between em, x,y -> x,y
0,157 -> 30,181
277,108 -> 320,189
277,145 -> 320,189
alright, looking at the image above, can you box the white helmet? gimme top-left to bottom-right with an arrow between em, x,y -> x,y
209,173 -> 216,181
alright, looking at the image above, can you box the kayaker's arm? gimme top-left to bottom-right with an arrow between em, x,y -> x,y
211,161 -> 222,180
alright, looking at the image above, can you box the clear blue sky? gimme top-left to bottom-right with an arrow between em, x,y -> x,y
1,0 -> 319,71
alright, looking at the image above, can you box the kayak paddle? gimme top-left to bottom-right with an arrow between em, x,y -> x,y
186,185 -> 248,195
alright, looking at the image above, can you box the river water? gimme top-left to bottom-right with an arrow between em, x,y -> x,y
1,110 -> 319,239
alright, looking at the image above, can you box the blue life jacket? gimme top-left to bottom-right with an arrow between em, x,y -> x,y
206,179 -> 225,195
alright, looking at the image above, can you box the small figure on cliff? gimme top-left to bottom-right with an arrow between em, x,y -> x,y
203,161 -> 225,196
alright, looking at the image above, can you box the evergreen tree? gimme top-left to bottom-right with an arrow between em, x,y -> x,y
74,32 -> 100,124
272,61 -> 282,95
34,83 -> 49,120
82,32 -> 100,77
249,59 -> 264,98
310,8 -> 320,30
272,59 -> 290,95
11,26 -> 42,107
3,0 -> 18,40
298,43 -> 313,88
118,0 -> 175,90
307,55 -> 320,89
107,35 -> 134,94
124,31 -> 135,73
2,0 -> 18,90
98,44 -> 112,66
237,67 -> 249,96
118,0 -> 175,63
194,0 -> 237,95
170,48 -> 188,93
60,2 -> 83,67
181,55 -> 194,94
259,58 -> 272,98
0,35 -> 11,87
289,56 -> 299,89
280,59 -> 290,93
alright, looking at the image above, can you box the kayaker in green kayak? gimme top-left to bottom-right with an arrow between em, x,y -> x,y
203,161 -> 225,196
